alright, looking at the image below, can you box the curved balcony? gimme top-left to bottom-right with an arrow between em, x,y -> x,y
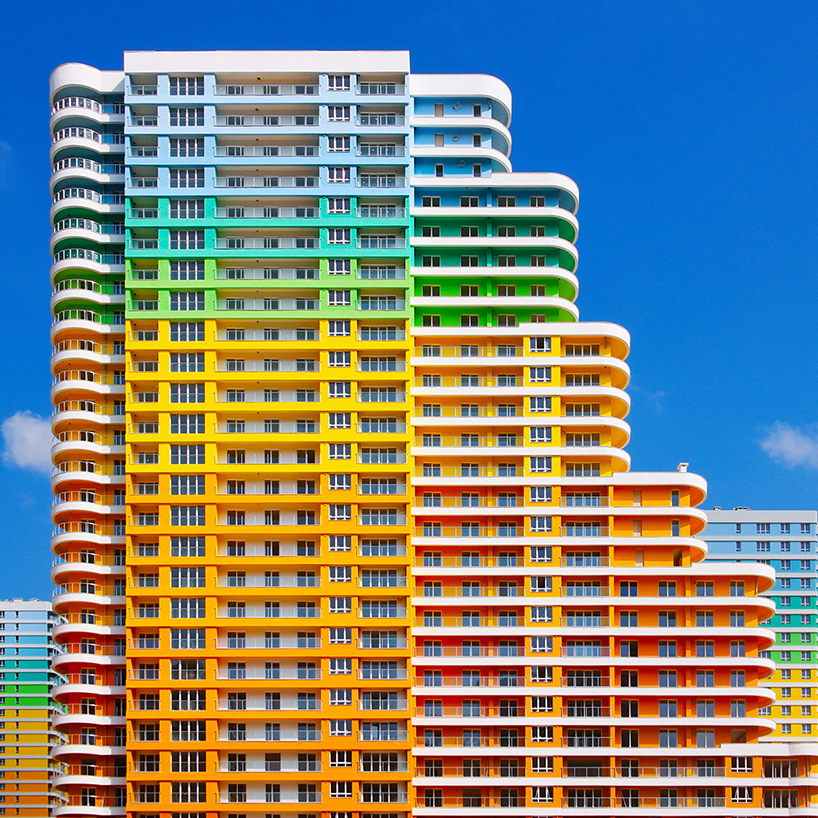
53,645 -> 125,672
51,520 -> 125,549
49,126 -> 125,161
51,771 -> 125,793
51,583 -> 122,612
51,165 -> 125,192
52,402 -> 122,433
51,553 -> 125,583
412,203 -> 580,237
51,375 -> 124,404
51,219 -> 125,252
50,96 -> 125,128
52,675 -> 125,702
51,288 -> 124,316
51,312 -> 124,343
52,338 -> 121,359
51,464 -> 124,495
411,113 -> 512,152
413,143 -> 513,172
50,188 -> 125,221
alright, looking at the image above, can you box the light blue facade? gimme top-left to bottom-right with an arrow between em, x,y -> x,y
703,508 -> 818,739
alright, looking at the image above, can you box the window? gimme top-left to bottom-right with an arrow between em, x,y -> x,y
170,291 -> 205,311
169,168 -> 205,188
169,136 -> 204,158
329,474 -> 351,491
170,199 -> 205,219
169,107 -> 204,126
328,320 -> 351,336
327,199 -> 351,212
328,75 -> 350,91
327,229 -> 351,244
328,413 -> 351,429
170,414 -> 205,434
328,290 -> 351,307
327,105 -> 351,122
328,166 -> 351,183
170,322 -> 204,341
171,506 -> 205,526
170,76 -> 204,95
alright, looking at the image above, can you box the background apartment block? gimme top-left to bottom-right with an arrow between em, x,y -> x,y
49,50 -> 818,818
704,508 -> 818,740
0,599 -> 61,817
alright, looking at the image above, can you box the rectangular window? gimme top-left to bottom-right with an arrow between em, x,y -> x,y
170,291 -> 205,311
169,168 -> 205,188
169,199 -> 205,219
169,107 -> 204,126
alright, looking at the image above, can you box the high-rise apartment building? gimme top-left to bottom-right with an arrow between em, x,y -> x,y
0,599 -> 61,816
49,50 -> 818,818
704,508 -> 818,741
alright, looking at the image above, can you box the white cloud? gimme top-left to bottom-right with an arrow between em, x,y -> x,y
1,412 -> 53,475
759,422 -> 818,470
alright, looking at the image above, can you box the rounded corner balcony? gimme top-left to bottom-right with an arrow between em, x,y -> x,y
50,63 -> 125,102
410,73 -> 513,125
50,96 -> 125,131
50,127 -> 125,164
50,159 -> 125,192
50,188 -> 126,225
50,279 -> 125,312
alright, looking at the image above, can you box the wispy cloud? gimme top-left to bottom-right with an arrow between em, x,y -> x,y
631,383 -> 667,413
1,411 -> 53,475
759,422 -> 818,470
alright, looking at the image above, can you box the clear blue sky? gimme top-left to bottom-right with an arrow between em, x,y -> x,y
1,0 -> 817,598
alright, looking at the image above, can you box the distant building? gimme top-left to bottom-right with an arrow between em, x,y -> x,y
0,599 -> 60,815
704,509 -> 818,740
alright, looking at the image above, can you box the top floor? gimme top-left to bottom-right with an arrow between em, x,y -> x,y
50,51 -> 513,128
0,599 -> 55,623
705,508 -> 818,540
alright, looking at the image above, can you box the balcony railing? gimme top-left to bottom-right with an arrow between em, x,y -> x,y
216,637 -> 321,650
356,114 -> 406,126
215,84 -> 319,96
216,267 -> 319,280
52,97 -> 125,115
214,115 -> 319,126
357,83 -> 406,95
214,237 -> 319,249
415,525 -> 523,538
357,145 -> 406,157
215,328 -> 320,341
357,176 -> 406,189
215,145 -> 319,157
214,298 -> 320,311
52,127 -> 125,145
214,206 -> 319,219
357,206 -> 406,218
215,176 -> 319,188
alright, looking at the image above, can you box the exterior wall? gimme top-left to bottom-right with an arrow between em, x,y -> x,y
49,50 -> 818,818
48,64 -> 128,814
704,509 -> 818,741
0,599 -> 61,817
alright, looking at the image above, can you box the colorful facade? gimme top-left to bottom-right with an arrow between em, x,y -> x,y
0,599 -> 61,816
49,51 -> 818,818
704,508 -> 818,741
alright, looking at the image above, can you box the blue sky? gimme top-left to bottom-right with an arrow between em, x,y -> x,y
1,0 -> 817,598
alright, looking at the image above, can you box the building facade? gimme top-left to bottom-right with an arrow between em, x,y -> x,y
49,50 -> 818,818
0,599 -> 61,816
704,508 -> 818,741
